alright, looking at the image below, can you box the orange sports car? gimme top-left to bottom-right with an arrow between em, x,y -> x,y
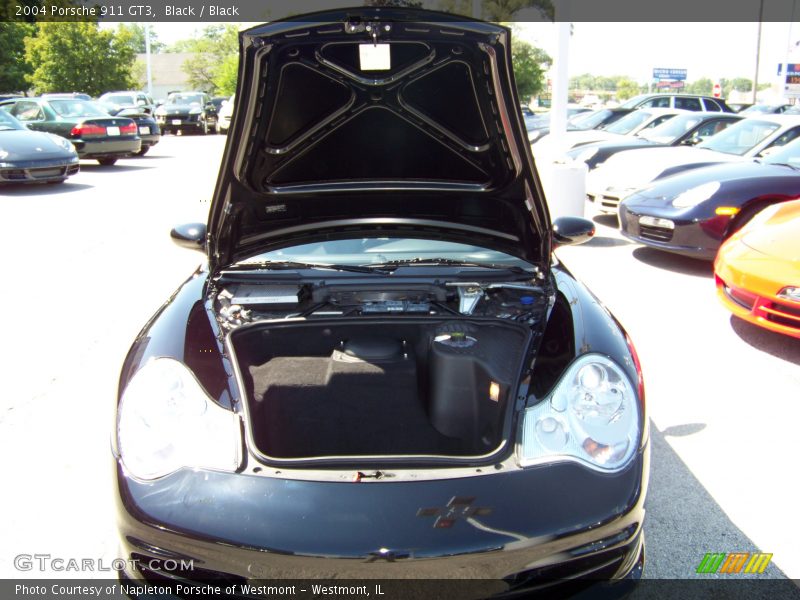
715,199 -> 800,338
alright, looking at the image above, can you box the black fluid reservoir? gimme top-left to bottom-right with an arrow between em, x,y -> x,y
429,331 -> 487,440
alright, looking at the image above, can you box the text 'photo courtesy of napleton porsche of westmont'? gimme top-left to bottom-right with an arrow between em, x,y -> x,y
1,1 -> 800,600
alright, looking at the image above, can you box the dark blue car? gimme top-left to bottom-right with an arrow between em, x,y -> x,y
620,136 -> 800,259
0,109 -> 79,184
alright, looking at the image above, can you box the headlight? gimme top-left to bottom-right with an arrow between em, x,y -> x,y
189,107 -> 202,115
519,354 -> 641,472
48,134 -> 75,152
778,287 -> 800,303
671,181 -> 721,208
117,358 -> 241,480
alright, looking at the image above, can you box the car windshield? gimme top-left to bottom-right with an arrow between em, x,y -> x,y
761,136 -> 800,168
101,94 -> 136,105
637,113 -> 705,143
0,110 -> 24,131
236,238 -> 535,270
698,119 -> 780,155
603,110 -> 654,135
49,99 -> 108,118
167,93 -> 204,106
619,95 -> 649,109
569,109 -> 613,130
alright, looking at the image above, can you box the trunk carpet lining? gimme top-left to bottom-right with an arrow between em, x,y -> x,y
248,356 -> 469,457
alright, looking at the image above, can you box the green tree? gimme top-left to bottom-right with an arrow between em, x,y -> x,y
171,24 -> 239,93
685,77 -> 713,95
0,22 -> 35,92
729,77 -> 753,92
117,23 -> 165,54
511,39 -> 552,100
615,77 -> 640,101
24,22 -> 136,96
212,54 -> 239,97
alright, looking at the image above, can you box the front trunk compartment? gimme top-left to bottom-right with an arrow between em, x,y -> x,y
229,318 -> 533,465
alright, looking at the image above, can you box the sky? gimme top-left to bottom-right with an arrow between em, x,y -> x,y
136,20 -> 799,92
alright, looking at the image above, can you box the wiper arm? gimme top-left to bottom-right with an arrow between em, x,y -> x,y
225,261 -> 391,274
367,257 -> 535,275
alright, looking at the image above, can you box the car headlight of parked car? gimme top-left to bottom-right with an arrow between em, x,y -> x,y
47,133 -> 77,153
519,354 -> 640,472
778,287 -> 800,303
117,358 -> 242,481
189,107 -> 203,115
671,181 -> 721,208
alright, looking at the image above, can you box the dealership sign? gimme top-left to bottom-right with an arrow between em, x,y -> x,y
653,68 -> 687,90
777,63 -> 800,97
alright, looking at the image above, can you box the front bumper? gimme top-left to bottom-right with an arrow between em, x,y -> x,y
619,203 -> 725,260
73,137 -> 142,159
715,247 -> 800,339
157,115 -> 208,130
115,441 -> 648,596
0,158 -> 79,183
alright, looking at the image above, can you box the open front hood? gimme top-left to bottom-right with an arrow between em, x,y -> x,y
207,8 -> 550,274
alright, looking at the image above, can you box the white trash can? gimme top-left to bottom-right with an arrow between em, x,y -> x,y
541,161 -> 588,221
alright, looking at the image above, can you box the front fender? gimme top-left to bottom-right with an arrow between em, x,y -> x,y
531,264 -> 643,426
116,267 -> 234,410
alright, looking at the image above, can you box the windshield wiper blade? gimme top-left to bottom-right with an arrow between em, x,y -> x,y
225,261 -> 391,274
366,257 -> 534,274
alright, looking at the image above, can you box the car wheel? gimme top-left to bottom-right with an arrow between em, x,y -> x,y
135,147 -> 149,156
97,158 -> 117,166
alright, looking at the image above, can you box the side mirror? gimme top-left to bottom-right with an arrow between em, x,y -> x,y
170,223 -> 207,251
552,216 -> 595,247
681,137 -> 701,146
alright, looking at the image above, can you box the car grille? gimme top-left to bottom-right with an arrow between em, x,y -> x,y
503,546 -> 628,595
0,164 -> 78,182
639,224 -> 674,242
723,285 -> 757,310
164,113 -> 198,122
763,300 -> 800,330
599,194 -> 621,211
723,283 -> 800,331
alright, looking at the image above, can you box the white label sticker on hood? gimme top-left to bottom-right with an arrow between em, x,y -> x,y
359,43 -> 391,71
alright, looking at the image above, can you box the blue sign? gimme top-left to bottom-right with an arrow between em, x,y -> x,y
653,68 -> 688,81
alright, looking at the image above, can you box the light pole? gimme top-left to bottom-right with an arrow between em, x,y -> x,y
144,23 -> 153,96
753,0 -> 764,105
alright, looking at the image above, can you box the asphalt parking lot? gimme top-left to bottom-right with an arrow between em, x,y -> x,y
1,133 -> 798,582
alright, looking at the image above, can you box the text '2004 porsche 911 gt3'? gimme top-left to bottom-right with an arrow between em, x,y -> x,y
113,8 -> 649,598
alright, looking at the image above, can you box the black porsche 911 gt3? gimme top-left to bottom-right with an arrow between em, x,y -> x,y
113,9 -> 649,597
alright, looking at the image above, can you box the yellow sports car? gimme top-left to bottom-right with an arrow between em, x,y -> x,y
715,199 -> 800,338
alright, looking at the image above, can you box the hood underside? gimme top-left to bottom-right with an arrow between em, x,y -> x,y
207,8 -> 549,273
